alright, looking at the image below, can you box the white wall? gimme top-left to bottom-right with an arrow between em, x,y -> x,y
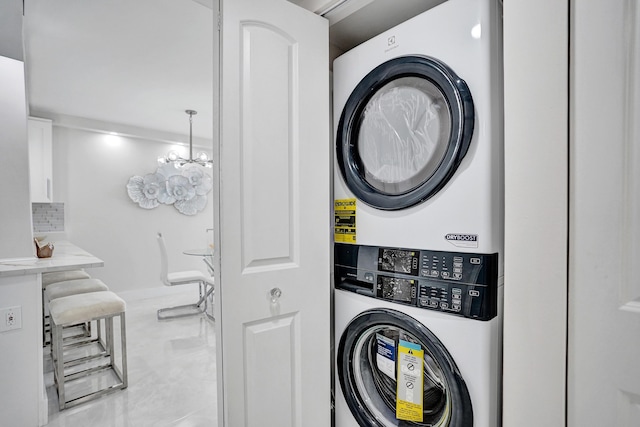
0,1 -> 32,261
0,0 -> 23,61
0,56 -> 33,260
0,274 -> 42,426
503,1 -> 568,426
51,124 -> 214,294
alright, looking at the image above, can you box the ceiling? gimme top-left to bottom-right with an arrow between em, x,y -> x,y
23,0 -> 439,142
23,0 -> 214,141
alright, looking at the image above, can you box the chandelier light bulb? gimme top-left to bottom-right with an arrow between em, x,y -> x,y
167,151 -> 180,161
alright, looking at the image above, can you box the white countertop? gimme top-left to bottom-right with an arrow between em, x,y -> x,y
0,241 -> 104,277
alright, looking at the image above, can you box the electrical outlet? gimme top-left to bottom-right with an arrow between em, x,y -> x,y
0,306 -> 22,332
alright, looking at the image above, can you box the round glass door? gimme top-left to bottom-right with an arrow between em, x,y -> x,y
337,309 -> 472,426
336,56 -> 474,210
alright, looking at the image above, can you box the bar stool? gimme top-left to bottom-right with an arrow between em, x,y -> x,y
42,271 -> 92,322
42,270 -> 91,287
43,278 -> 108,346
49,291 -> 128,410
45,278 -> 109,302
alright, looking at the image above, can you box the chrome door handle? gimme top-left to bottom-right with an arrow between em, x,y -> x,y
270,287 -> 282,303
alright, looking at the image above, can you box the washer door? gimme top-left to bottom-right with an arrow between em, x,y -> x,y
337,308 -> 472,426
336,56 -> 474,210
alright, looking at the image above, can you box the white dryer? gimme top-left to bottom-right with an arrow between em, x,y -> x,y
333,0 -> 503,258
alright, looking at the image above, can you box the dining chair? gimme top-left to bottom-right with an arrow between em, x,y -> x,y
156,232 -> 215,320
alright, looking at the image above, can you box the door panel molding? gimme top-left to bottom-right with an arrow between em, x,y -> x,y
240,22 -> 300,270
244,313 -> 301,427
621,0 -> 640,307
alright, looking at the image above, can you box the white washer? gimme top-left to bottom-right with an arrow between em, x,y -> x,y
334,245 -> 502,427
333,0 -> 503,259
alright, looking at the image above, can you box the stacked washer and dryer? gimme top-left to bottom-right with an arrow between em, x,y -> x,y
332,0 -> 504,426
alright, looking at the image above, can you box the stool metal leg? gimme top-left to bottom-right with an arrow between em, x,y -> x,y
107,317 -> 114,360
121,312 -> 128,387
53,312 -> 128,410
111,312 -> 128,389
53,320 -> 66,411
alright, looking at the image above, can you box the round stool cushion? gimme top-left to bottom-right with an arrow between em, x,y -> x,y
45,278 -> 109,302
49,291 -> 126,326
42,270 -> 91,287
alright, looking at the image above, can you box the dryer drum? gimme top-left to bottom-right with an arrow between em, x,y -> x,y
337,309 -> 473,426
336,55 -> 475,210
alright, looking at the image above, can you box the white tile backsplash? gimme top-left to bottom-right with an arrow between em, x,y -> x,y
32,202 -> 65,233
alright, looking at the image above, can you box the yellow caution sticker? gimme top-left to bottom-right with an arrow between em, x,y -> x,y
334,199 -> 356,243
396,340 -> 424,422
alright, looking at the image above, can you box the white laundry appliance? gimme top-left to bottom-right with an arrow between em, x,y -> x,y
332,0 -> 504,426
334,245 -> 502,427
333,0 -> 503,256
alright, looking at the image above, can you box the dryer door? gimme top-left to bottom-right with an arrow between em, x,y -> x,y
337,308 -> 472,427
336,56 -> 474,210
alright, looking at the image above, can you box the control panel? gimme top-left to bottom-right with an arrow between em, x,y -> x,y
335,243 -> 499,321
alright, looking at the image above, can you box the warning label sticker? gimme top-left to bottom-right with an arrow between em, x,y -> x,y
376,334 -> 396,380
396,340 -> 424,423
334,199 -> 356,243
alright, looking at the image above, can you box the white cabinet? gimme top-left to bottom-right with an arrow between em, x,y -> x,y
27,117 -> 53,203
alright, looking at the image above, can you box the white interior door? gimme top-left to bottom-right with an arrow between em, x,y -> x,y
568,0 -> 640,424
213,0 -> 330,426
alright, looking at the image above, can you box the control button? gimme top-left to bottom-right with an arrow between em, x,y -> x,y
421,269 -> 430,276
453,256 -> 463,263
364,273 -> 374,282
452,288 -> 462,294
453,267 -> 462,274
441,271 -> 450,279
428,300 -> 439,308
452,294 -> 461,300
419,298 -> 429,306
470,257 -> 481,265
452,303 -> 461,311
453,273 -> 462,280
440,302 -> 449,309
431,271 -> 439,278
469,290 -> 480,297
453,262 -> 463,268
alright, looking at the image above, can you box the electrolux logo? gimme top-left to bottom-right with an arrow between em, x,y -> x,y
384,35 -> 398,53
445,233 -> 478,248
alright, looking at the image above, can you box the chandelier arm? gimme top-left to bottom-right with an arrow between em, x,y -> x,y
160,109 -> 212,168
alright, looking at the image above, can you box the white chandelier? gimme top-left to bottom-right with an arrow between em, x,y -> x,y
158,109 -> 213,168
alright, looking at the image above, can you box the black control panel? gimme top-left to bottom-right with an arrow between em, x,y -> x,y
335,243 -> 499,321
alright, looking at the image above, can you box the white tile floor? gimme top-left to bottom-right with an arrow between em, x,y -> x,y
43,285 -> 217,427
